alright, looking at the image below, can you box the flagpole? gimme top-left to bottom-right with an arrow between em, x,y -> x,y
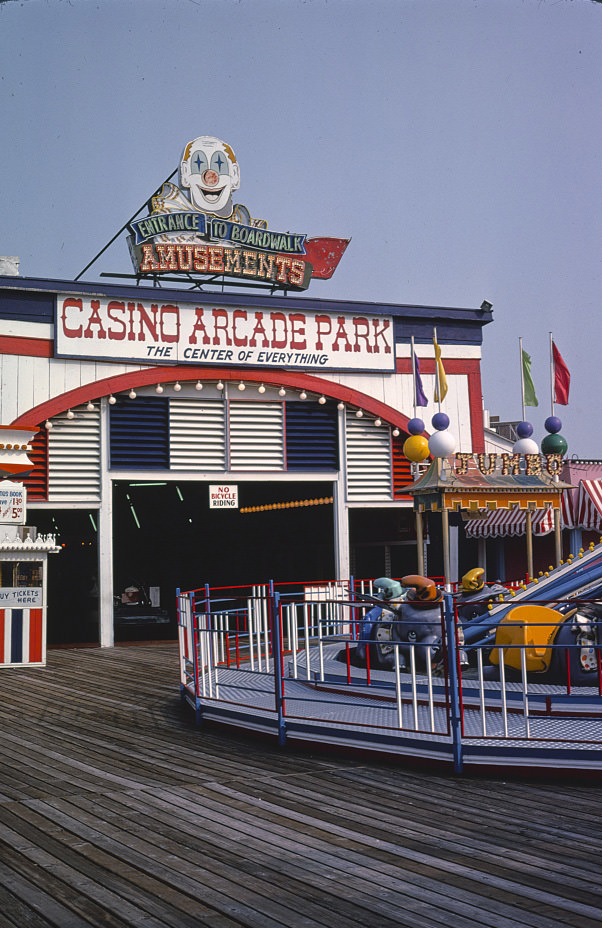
410,336 -> 417,420
433,327 -> 441,413
549,331 -> 555,417
519,337 -> 526,421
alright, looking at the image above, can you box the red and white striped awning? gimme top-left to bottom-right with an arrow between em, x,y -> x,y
465,507 -> 557,538
560,487 -> 576,530
577,480 -> 602,531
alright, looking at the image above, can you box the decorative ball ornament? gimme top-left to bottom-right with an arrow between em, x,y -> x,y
428,429 -> 456,457
403,435 -> 430,462
516,421 -> 534,439
392,428 -> 400,438
544,416 -> 562,434
258,383 -> 266,393
374,418 -> 382,428
108,395 -> 116,405
216,381 -> 224,390
155,384 -> 164,394
318,395 -> 326,404
86,401 -> 95,411
512,437 -> 539,455
238,381 -> 246,391
408,417 -> 425,435
173,382 -> 182,392
431,412 -> 450,431
195,381 -> 203,391
66,409 -> 75,419
355,409 -> 364,418
279,387 -> 286,397
128,390 -> 136,399
299,390 -> 307,400
541,433 -> 568,456
337,401 -> 345,410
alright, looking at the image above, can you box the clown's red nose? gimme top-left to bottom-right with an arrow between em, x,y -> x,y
203,169 -> 220,187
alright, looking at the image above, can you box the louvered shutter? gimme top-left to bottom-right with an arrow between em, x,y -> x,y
391,432 -> 414,498
229,401 -> 284,471
22,428 -> 48,501
169,398 -> 226,471
110,397 -> 169,469
285,401 -> 338,471
48,406 -> 101,501
345,412 -> 392,500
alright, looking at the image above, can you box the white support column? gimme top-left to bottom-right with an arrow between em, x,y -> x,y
98,397 -> 114,648
449,524 -> 459,586
333,476 -> 349,581
333,407 -> 349,581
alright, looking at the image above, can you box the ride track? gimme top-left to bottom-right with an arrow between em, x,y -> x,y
177,546 -> 602,776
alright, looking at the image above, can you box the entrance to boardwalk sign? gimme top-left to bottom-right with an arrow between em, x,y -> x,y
177,542 -> 602,775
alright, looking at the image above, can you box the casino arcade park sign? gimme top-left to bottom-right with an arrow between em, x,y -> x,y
126,135 -> 350,291
56,297 -> 395,372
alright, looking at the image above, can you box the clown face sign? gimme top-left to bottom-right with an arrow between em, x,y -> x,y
128,136 -> 349,291
179,137 -> 240,218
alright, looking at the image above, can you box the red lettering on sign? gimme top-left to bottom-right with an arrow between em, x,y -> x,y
61,297 -> 83,338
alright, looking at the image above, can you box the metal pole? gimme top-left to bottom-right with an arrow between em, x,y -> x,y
444,592 -> 463,775
415,510 -> 424,575
410,335 -> 417,420
434,326 -> 441,413
554,507 -> 562,567
271,590 -> 287,747
519,337 -> 526,422
75,169 -> 177,280
442,507 -> 451,589
549,331 -> 555,417
525,510 -> 534,580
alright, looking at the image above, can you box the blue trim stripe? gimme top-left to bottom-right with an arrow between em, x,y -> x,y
10,610 -> 23,664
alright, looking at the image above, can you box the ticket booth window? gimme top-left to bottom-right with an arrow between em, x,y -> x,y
0,561 -> 43,588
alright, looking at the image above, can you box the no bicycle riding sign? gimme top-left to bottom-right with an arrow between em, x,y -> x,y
127,135 -> 350,291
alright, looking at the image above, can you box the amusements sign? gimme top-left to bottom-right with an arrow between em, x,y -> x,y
55,296 -> 395,372
126,135 -> 350,290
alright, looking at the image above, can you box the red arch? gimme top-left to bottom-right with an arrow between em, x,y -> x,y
11,366 -> 419,434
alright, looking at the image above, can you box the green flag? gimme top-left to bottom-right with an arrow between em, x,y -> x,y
521,349 -> 538,407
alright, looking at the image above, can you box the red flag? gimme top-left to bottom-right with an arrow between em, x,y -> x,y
552,341 -> 570,405
303,237 -> 350,279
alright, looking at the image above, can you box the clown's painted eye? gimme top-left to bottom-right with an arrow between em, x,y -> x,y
211,151 -> 229,175
190,151 -> 208,174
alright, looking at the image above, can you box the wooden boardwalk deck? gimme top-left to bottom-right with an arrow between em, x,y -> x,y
0,644 -> 601,928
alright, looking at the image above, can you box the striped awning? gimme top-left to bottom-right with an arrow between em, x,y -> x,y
465,506 -> 557,538
577,480 -> 602,531
560,487 -> 576,530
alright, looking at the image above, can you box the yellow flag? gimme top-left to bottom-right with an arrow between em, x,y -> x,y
433,335 -> 448,402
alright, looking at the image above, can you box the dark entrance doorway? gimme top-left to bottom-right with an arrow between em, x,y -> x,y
28,509 -> 99,646
112,480 -> 336,641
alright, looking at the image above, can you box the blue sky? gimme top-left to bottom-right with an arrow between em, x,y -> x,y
1,0 -> 601,455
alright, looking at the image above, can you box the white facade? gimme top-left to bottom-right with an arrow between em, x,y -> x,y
0,277 -> 491,647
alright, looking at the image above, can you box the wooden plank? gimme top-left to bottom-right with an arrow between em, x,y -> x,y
1,644 -> 601,928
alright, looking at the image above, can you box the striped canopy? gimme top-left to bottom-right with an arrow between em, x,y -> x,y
577,480 -> 602,531
465,507 -> 557,538
465,481 -> 602,537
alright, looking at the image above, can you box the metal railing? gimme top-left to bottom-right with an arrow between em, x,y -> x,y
176,581 -> 602,773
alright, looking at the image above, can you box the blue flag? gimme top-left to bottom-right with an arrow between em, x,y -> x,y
414,355 -> 428,407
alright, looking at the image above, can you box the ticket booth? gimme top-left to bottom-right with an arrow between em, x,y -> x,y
0,480 -> 60,667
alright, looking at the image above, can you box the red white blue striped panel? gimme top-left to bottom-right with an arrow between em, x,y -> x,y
0,608 -> 44,665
